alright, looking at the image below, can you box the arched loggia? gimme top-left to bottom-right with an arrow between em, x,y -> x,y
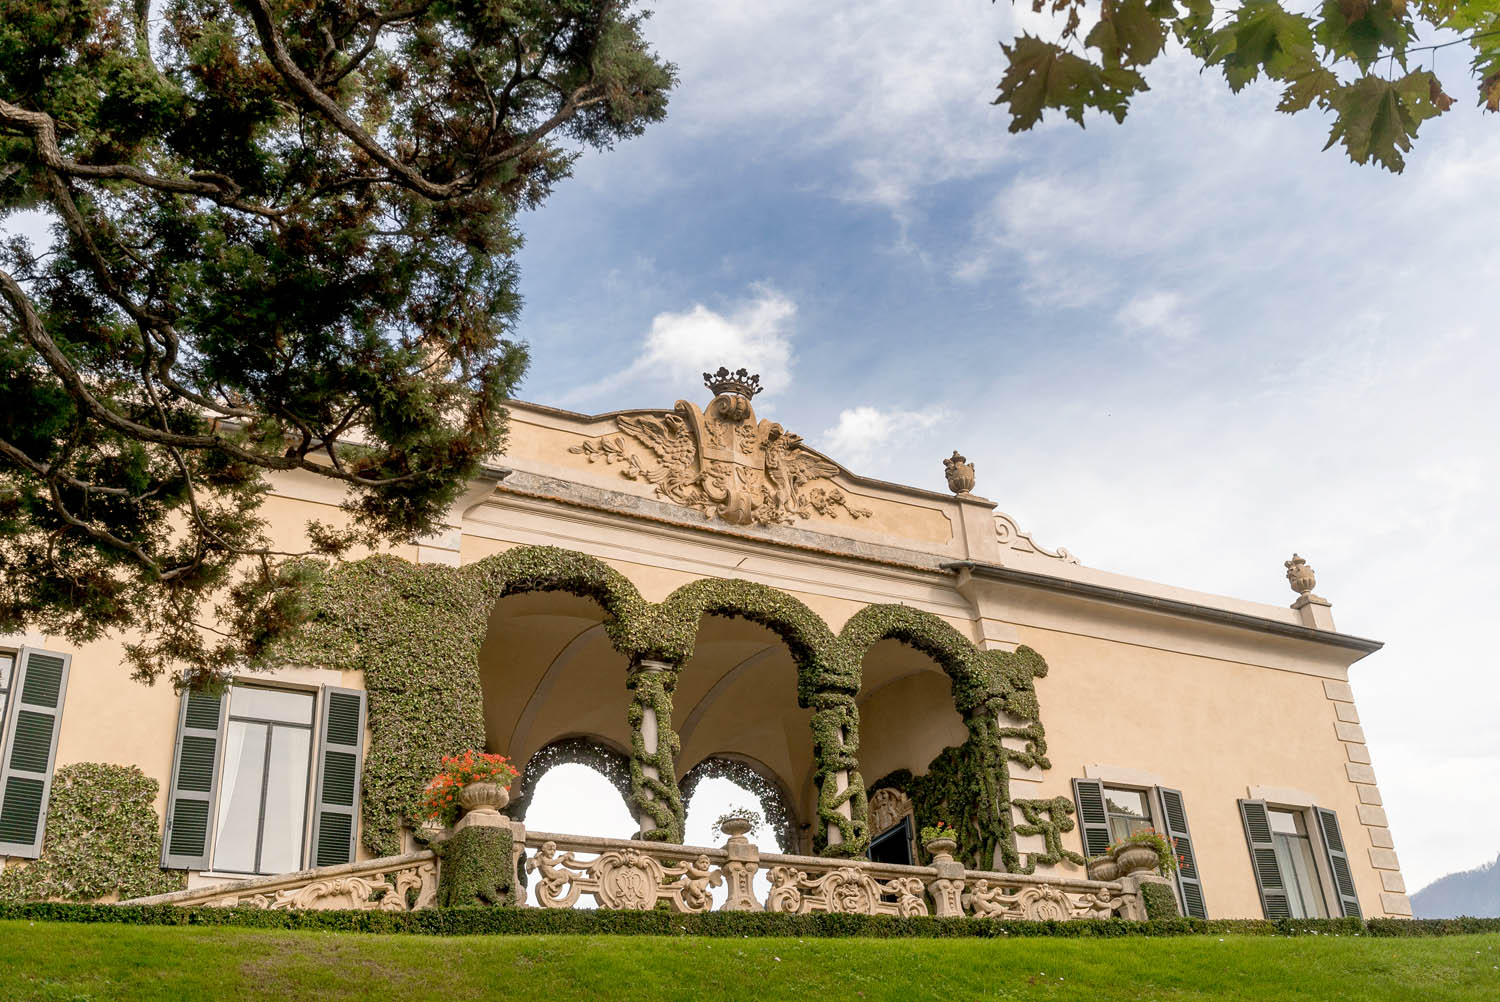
650,579 -> 865,854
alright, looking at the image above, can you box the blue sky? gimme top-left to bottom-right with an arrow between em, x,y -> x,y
510,2 -> 1500,893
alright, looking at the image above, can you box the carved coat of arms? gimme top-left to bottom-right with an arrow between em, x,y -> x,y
570,368 -> 872,527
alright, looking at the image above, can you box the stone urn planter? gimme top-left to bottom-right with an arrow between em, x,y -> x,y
924,837 -> 959,861
457,781 -> 510,816
719,816 -> 754,840
1113,843 -> 1162,877
1086,856 -> 1122,882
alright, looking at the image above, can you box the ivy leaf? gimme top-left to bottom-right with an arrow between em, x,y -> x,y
994,34 -> 1148,131
1208,1 -> 1317,91
1323,70 -> 1445,172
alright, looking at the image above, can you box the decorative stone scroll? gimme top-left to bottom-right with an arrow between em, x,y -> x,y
525,840 -> 722,912
569,369 -> 871,527
122,852 -> 439,911
765,864 -> 928,916
122,828 -> 1139,923
965,878 -> 1121,921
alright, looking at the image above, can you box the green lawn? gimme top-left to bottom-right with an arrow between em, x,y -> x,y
2,921 -> 1498,1001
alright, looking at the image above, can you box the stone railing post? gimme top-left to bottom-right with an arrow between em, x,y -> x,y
627,658 -> 685,842
928,854 -> 968,918
721,831 -> 762,911
1115,874 -> 1150,921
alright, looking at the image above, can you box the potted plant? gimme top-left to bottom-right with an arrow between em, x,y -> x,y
714,805 -> 763,841
1085,854 -> 1121,882
1109,829 -> 1177,877
422,749 -> 520,827
920,821 -> 959,859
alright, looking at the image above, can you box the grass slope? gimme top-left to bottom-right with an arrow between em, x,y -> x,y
2,921 -> 1498,1001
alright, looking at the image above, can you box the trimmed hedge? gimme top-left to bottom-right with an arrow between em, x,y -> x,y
1,903 -> 1497,938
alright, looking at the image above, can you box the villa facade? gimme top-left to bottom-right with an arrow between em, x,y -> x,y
0,370 -> 1410,919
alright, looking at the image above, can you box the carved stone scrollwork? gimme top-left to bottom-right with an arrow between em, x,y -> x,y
201,860 -> 438,911
568,377 -> 871,527
525,841 -> 724,912
964,878 -> 1125,921
765,865 -> 928,917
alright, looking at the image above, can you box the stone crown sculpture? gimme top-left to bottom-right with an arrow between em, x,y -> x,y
703,366 -> 763,399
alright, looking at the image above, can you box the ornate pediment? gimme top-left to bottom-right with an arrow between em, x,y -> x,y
569,368 -> 871,527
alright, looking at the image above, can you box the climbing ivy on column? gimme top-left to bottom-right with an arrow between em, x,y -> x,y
627,661 -> 685,843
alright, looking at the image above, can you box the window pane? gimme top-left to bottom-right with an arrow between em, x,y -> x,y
1268,808 -> 1303,835
259,725 -> 312,874
1273,831 -> 1328,919
1103,787 -> 1149,819
0,653 -> 13,690
213,720 -> 268,873
231,686 -> 314,725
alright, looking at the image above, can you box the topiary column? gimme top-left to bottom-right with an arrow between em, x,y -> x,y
627,659 -> 685,843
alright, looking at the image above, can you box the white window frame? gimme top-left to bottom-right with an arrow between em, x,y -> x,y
1262,801 -> 1341,920
200,680 -> 322,878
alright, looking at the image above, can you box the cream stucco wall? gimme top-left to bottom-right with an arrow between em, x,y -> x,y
1,394 -> 1405,918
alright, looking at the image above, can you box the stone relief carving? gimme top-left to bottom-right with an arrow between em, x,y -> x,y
525,840 -> 723,912
200,859 -> 437,911
964,879 -> 1120,921
765,864 -> 928,917
570,368 -> 872,527
994,512 -> 1080,564
868,787 -> 914,838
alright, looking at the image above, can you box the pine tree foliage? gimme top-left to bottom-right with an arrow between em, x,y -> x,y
0,0 -> 673,685
994,0 -> 1500,172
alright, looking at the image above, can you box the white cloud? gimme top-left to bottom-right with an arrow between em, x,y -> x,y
820,404 -> 948,469
1116,290 -> 1196,342
563,284 -> 796,405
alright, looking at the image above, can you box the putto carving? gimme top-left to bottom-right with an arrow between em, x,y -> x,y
570,379 -> 871,527
944,451 -> 976,494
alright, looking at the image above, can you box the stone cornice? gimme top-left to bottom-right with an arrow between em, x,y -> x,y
941,561 -> 1384,657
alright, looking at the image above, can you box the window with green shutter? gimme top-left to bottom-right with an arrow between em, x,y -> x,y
311,687 -> 366,868
1071,778 -> 1112,858
161,679 -> 366,874
1316,807 -> 1362,918
1240,799 -> 1343,919
0,648 -> 73,858
1154,787 -> 1208,918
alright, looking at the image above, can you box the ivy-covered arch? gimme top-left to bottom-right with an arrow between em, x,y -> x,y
272,544 -> 1058,868
679,754 -> 798,853
271,546 -> 648,856
507,735 -> 634,826
653,578 -> 867,855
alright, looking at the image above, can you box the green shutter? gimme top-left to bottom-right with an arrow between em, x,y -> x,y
310,686 -> 365,868
1239,799 -> 1292,918
0,648 -> 72,857
1155,787 -> 1208,918
1071,778 -> 1112,858
1315,806 -> 1362,918
161,686 -> 226,869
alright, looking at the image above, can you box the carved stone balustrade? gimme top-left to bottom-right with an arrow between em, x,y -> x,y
124,851 -> 438,911
122,828 -> 1142,922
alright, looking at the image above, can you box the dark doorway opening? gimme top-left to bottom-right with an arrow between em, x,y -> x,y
868,816 -> 914,866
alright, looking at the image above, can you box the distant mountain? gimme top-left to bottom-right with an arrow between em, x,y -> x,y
1411,853 -> 1500,918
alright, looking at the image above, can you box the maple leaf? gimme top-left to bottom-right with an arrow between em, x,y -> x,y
1278,66 -> 1339,112
1316,0 -> 1412,70
1087,0 -> 1170,66
1323,70 -> 1445,172
1208,1 -> 1317,91
994,35 -> 1147,131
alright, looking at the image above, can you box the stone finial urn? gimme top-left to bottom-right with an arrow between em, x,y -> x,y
1113,843 -> 1161,877
924,836 -> 959,861
719,816 -> 754,840
1285,553 -> 1317,597
1086,856 -> 1122,882
943,451 -> 976,494
457,781 -> 510,815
